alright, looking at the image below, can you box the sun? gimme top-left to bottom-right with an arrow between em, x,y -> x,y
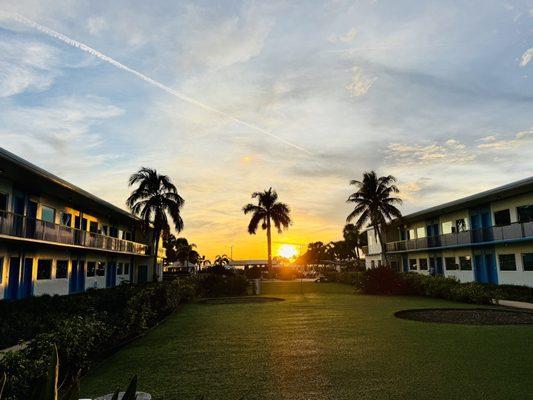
278,244 -> 298,259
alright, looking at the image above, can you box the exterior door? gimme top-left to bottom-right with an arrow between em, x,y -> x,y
70,260 -> 78,293
474,250 -> 497,284
106,262 -> 117,287
27,201 -> 37,238
436,257 -> 444,275
470,206 -> 492,243
138,265 -> 148,283
20,257 -> 33,299
7,257 -> 20,300
474,255 -> 486,283
485,254 -> 498,285
12,195 -> 25,236
77,260 -> 86,292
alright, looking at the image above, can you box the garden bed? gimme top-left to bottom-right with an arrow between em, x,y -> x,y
198,296 -> 285,305
395,308 -> 533,325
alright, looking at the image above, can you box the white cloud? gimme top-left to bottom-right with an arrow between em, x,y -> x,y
520,47 -> 533,67
385,139 -> 475,165
477,128 -> 533,149
0,37 -> 59,97
328,27 -> 358,44
86,16 -> 106,35
345,66 -> 377,97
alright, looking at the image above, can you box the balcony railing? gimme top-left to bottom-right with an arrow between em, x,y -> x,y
386,221 -> 533,253
0,211 -> 148,255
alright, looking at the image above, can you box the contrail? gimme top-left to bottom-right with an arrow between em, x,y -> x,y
3,12 -> 311,155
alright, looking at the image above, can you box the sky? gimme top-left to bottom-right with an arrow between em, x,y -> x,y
0,0 -> 532,260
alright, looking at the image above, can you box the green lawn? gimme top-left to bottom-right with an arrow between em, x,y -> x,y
81,282 -> 533,399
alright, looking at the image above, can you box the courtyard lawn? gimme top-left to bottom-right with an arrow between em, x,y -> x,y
81,282 -> 533,399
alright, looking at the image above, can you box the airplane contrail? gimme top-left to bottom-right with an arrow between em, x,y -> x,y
3,12 -> 312,155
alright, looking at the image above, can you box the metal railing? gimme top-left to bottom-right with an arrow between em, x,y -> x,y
386,221 -> 533,253
0,211 -> 148,255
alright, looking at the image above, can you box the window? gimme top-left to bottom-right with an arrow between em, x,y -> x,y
117,262 -> 123,275
0,193 -> 8,212
408,229 -> 415,240
459,256 -> 472,271
37,259 -> 52,280
499,254 -> 517,271
371,260 -> 375,268
409,259 -> 417,270
456,219 -> 468,232
89,221 -> 98,233
102,225 -> 108,236
523,254 -> 533,272
416,227 -> 426,238
60,212 -> 72,227
124,231 -> 132,241
441,221 -> 453,234
445,257 -> 458,270
124,263 -> 130,275
41,206 -> 55,223
494,209 -> 511,226
418,258 -> 428,270
96,262 -> 105,276
109,227 -> 118,238
0,257 -> 3,283
87,261 -> 96,277
56,260 -> 68,279
517,205 -> 533,223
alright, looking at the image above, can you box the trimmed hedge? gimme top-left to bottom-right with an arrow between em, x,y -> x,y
324,267 -> 533,305
0,274 -> 249,400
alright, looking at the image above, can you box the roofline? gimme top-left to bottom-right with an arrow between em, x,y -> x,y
0,147 -> 137,221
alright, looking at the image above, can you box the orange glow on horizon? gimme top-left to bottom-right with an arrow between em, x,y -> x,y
278,244 -> 298,259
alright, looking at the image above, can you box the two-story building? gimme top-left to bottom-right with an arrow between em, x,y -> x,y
364,177 -> 533,286
0,148 -> 165,300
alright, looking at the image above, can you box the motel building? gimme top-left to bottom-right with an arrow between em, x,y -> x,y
0,148 -> 165,301
363,177 -> 533,286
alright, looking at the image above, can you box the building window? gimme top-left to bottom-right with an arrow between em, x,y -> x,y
517,205 -> 533,223
419,258 -> 428,270
523,254 -> 533,272
408,229 -> 415,240
89,221 -> 98,233
459,256 -> 472,270
96,262 -> 105,276
409,259 -> 417,270
441,221 -> 453,234
56,260 -> 68,279
0,257 -> 3,283
445,257 -> 458,270
123,231 -> 132,241
41,206 -> 55,224
0,193 -> 8,213
37,259 -> 52,280
87,261 -> 96,277
494,209 -> 511,226
109,227 -> 118,238
60,212 -> 72,227
124,263 -> 130,275
456,219 -> 468,232
371,260 -> 375,268
499,254 -> 517,271
117,263 -> 123,275
416,227 -> 426,238
102,225 -> 108,236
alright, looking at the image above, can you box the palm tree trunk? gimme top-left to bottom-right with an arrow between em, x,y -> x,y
376,227 -> 388,266
153,230 -> 160,282
267,216 -> 272,270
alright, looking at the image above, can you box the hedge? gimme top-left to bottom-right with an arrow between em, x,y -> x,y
0,273 -> 249,400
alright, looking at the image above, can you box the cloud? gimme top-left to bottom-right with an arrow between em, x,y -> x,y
328,27 -> 358,43
385,138 -> 475,166
0,36 -> 59,97
520,47 -> 533,67
86,16 -> 106,35
477,128 -> 533,149
345,66 -> 377,97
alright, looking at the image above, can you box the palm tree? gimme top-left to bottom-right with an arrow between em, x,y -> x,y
243,188 -> 292,269
127,167 -> 184,280
346,171 -> 402,264
214,254 -> 231,266
343,223 -> 362,261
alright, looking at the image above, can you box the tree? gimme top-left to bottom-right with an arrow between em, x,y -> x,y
127,167 -> 184,280
243,188 -> 292,269
214,254 -> 231,266
343,223 -> 362,261
346,171 -> 402,264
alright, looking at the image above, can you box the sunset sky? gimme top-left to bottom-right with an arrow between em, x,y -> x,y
1,0 -> 532,260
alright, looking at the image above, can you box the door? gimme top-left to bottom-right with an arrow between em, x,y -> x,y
485,254 -> 498,285
12,195 -> 25,236
138,265 -> 148,283
436,257 -> 444,275
7,257 -> 20,300
470,206 -> 492,243
402,256 -> 409,273
70,260 -> 78,293
106,262 -> 117,287
27,201 -> 37,239
77,260 -> 85,292
474,255 -> 487,283
429,258 -> 436,276
19,258 -> 33,299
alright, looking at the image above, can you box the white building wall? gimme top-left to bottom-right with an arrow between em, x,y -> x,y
491,193 -> 533,224
495,243 -> 533,286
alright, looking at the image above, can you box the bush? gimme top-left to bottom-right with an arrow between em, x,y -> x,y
193,273 -> 249,297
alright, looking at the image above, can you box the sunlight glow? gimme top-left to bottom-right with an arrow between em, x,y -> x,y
278,244 -> 298,259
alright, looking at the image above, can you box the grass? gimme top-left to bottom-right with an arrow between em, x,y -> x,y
80,282 -> 533,399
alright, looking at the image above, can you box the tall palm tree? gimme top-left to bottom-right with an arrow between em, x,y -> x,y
243,188 -> 292,269
214,254 -> 231,266
127,167 -> 184,280
346,171 -> 402,264
343,223 -> 362,261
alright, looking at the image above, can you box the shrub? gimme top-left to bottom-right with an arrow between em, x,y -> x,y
193,273 -> 249,297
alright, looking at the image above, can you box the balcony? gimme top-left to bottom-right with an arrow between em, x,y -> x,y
0,211 -> 148,256
386,221 -> 533,253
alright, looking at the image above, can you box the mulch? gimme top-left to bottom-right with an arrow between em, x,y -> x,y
198,296 -> 285,305
395,308 -> 533,325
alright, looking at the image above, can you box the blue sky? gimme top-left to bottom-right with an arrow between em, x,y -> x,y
0,0 -> 532,258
